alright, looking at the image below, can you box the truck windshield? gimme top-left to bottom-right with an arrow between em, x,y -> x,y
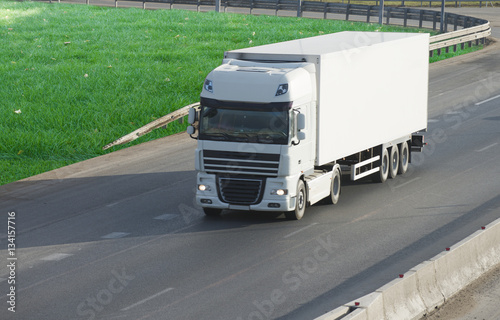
199,102 -> 289,145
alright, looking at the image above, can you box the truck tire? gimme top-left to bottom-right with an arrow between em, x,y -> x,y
374,148 -> 389,183
326,167 -> 341,205
203,208 -> 222,217
398,141 -> 409,175
389,146 -> 399,179
285,180 -> 306,220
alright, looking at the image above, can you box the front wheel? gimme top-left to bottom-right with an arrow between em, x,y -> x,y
325,167 -> 341,205
285,180 -> 306,220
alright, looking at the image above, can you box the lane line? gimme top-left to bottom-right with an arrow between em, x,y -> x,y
41,253 -> 73,261
106,202 -> 119,208
475,94 -> 500,106
121,287 -> 174,311
101,232 -> 130,239
284,223 -> 318,239
154,214 -> 177,221
393,177 -> 422,189
476,143 -> 498,153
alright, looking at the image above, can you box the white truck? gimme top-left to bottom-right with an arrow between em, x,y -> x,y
187,31 -> 428,220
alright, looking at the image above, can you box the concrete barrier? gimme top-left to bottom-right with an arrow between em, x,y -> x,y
314,306 -> 351,320
410,260 -> 444,314
431,230 -> 485,300
477,219 -> 500,270
376,271 -> 427,320
314,217 -> 500,320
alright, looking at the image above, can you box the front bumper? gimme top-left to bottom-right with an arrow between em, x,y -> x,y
196,173 -> 299,212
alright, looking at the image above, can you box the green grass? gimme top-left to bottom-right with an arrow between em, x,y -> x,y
429,42 -> 483,62
0,1 -> 481,185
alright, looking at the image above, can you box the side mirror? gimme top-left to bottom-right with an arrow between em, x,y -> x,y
188,108 -> 198,125
297,131 -> 306,141
187,126 -> 196,135
297,113 -> 306,131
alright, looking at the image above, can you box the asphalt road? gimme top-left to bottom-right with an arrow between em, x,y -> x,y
1,7 -> 500,320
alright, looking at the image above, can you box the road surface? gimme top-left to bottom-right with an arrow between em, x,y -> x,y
1,6 -> 500,320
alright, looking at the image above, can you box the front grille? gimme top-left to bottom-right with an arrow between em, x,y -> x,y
203,150 -> 280,177
218,177 -> 264,205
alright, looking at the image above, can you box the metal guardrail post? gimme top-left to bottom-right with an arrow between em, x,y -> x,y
378,0 -> 384,25
297,0 -> 302,17
440,0 -> 445,33
215,0 -> 221,12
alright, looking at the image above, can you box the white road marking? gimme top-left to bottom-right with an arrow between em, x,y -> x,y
121,287 -> 174,311
427,118 -> 440,123
284,223 -> 318,239
475,94 -> 500,106
101,232 -> 130,239
154,214 -> 177,221
393,177 -> 421,189
476,143 -> 498,152
106,202 -> 120,207
41,253 -> 73,261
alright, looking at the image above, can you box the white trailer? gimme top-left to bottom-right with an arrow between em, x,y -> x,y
187,31 -> 429,220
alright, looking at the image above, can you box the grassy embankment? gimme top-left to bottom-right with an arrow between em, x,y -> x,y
0,1 -> 481,185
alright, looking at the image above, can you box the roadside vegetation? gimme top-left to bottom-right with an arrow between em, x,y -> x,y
0,1 -> 482,185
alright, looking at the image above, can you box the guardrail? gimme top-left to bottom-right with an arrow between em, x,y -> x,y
339,0 -> 498,8
60,0 -> 500,8
91,0 -> 491,149
109,0 -> 491,53
48,0 -> 492,57
430,16 -> 490,55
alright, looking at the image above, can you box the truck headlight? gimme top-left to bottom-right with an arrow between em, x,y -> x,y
198,184 -> 211,191
271,189 -> 287,196
275,83 -> 288,96
204,79 -> 213,93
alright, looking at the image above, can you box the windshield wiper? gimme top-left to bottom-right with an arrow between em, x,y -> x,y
204,132 -> 230,140
232,132 -> 251,142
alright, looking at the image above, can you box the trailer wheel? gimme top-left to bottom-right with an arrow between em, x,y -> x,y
398,141 -> 409,175
389,146 -> 399,179
326,167 -> 341,205
374,148 -> 389,183
203,208 -> 222,217
285,180 -> 306,220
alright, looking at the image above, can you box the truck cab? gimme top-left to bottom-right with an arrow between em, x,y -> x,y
189,59 -> 317,218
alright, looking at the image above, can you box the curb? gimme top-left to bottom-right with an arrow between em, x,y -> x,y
314,217 -> 500,320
